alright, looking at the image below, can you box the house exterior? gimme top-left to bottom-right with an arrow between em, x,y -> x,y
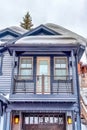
0,23 -> 86,130
78,62 -> 87,124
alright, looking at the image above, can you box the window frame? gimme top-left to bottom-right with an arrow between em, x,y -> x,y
19,57 -> 33,79
54,57 -> 68,80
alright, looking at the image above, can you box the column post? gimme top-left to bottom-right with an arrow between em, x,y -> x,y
6,110 -> 11,130
72,111 -> 75,130
10,50 -> 15,94
71,50 -> 77,95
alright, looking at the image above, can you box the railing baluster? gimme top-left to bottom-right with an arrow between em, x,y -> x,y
42,75 -> 44,94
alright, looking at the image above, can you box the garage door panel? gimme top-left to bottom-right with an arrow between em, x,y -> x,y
23,113 -> 65,130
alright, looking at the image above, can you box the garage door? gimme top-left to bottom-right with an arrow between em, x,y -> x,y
23,113 -> 66,130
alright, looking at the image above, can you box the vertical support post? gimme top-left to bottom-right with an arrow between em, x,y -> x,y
19,111 -> 22,130
3,108 -> 7,130
76,112 -> 81,130
75,55 -> 81,130
71,50 -> 77,95
72,111 -> 75,130
10,50 -> 15,94
6,110 -> 11,130
42,75 -> 44,94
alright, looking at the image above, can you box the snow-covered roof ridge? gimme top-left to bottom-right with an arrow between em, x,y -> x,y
45,23 -> 87,44
0,40 -> 6,45
9,26 -> 28,34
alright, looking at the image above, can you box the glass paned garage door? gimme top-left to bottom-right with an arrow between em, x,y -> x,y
23,113 -> 66,130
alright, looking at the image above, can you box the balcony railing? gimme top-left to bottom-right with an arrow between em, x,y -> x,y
13,75 -> 73,94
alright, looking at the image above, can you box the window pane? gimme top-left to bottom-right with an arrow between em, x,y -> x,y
55,64 -> 60,68
25,117 -> 29,124
59,117 -> 63,124
61,64 -> 66,68
55,70 -> 62,76
39,60 -> 48,75
30,117 -> 33,124
50,117 -> 53,123
39,117 -> 43,124
21,58 -> 32,68
45,117 -> 49,123
21,69 -> 32,76
55,59 -> 60,64
34,117 -> 38,124
54,117 -> 58,123
60,59 -> 66,64
61,70 -> 66,75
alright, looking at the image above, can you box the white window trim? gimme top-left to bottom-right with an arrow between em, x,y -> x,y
19,57 -> 33,79
54,57 -> 68,80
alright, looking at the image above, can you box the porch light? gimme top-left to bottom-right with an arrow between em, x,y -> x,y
14,115 -> 19,124
67,116 -> 72,124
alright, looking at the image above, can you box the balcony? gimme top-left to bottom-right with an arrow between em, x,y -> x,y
13,75 -> 73,94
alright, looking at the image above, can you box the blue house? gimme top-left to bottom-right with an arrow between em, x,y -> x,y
0,23 -> 86,130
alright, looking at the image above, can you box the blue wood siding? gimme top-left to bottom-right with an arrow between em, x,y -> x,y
0,51 -> 12,94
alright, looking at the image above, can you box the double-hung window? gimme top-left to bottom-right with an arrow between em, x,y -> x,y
54,57 -> 67,80
20,57 -> 33,79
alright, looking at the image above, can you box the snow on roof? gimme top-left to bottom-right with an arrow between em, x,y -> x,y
0,94 -> 8,103
15,35 -> 80,46
80,47 -> 87,65
9,26 -> 27,34
14,23 -> 86,46
0,41 -> 6,45
45,23 -> 87,43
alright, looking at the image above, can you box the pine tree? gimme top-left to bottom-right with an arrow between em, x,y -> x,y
20,12 -> 33,30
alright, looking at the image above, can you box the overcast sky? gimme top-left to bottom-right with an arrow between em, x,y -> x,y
0,0 -> 87,37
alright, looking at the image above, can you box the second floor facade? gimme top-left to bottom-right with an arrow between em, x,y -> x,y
0,24 -> 86,102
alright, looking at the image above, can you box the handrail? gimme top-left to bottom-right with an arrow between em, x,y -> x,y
13,75 -> 73,94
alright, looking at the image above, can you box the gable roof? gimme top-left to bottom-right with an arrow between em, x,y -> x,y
0,28 -> 22,38
1,23 -> 86,50
21,24 -> 61,37
13,23 -> 86,47
11,23 -> 86,46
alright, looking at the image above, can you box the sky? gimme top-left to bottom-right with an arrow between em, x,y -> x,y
0,0 -> 87,37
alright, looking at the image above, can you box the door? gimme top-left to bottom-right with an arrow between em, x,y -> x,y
23,113 -> 65,130
36,57 -> 50,94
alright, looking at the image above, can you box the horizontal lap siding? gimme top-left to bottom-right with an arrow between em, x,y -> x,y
0,51 -> 12,94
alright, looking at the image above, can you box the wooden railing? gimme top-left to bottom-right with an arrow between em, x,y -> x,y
13,75 -> 73,94
81,100 -> 87,124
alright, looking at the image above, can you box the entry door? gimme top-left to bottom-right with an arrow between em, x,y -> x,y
36,57 -> 50,94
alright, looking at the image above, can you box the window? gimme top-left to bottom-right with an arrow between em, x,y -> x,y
0,53 -> 3,75
20,57 -> 33,79
54,57 -> 67,79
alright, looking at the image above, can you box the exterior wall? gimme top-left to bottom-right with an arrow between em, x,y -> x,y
0,51 -> 12,94
78,63 -> 87,88
78,63 -> 87,124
